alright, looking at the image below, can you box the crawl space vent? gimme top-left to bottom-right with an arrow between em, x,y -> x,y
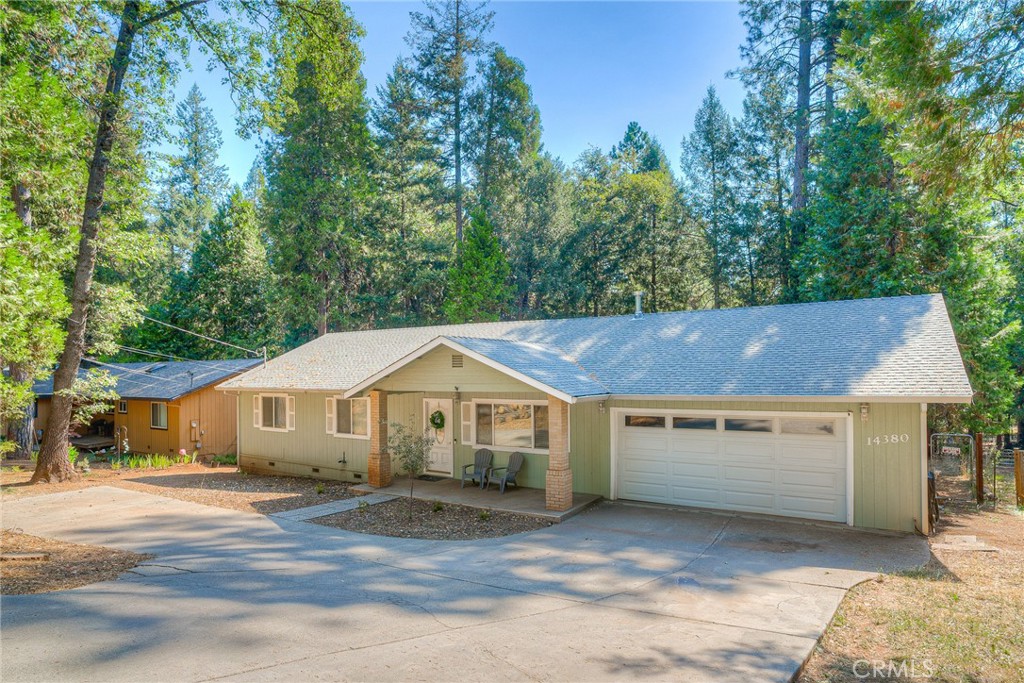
451,354 -> 464,368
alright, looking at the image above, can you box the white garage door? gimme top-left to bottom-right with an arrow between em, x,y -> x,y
615,411 -> 848,523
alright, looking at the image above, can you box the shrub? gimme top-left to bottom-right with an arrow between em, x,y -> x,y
315,482 -> 325,495
478,510 -> 491,521
67,447 -> 79,467
385,422 -> 435,519
432,501 -> 444,513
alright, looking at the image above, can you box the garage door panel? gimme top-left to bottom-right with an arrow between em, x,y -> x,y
722,465 -> 775,485
618,413 -> 848,523
623,433 -> 670,453
622,457 -> 669,476
778,468 -> 843,492
778,494 -> 845,519
779,444 -> 846,467
668,437 -> 719,456
671,461 -> 719,480
722,490 -> 776,512
620,480 -> 670,499
670,485 -> 721,504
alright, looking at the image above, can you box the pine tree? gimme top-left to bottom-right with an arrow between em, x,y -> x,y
370,57 -> 448,325
800,108 -> 1018,430
155,84 -> 229,273
172,189 -> 278,356
612,122 -> 671,175
682,86 -> 741,309
264,1 -> 374,340
407,0 -> 494,243
443,210 -> 512,323
467,47 -> 541,211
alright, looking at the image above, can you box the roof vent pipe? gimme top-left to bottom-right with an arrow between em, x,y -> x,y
633,291 -> 644,319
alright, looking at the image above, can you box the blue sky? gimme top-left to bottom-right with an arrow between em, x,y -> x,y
176,1 -> 747,186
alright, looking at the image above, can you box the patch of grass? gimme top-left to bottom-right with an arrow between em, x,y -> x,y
478,510 -> 491,521
432,501 -> 444,513
211,454 -> 237,466
1,465 -> 24,473
315,482 -> 325,495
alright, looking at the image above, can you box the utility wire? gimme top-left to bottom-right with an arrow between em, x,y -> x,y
114,345 -> 257,374
140,314 -> 264,358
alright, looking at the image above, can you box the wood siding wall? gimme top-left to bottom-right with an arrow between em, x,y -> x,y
113,400 -> 178,455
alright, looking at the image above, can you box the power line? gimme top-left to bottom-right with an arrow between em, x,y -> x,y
114,345 -> 256,374
140,314 -> 265,359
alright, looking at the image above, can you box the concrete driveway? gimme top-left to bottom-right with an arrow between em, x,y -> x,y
0,487 -> 927,682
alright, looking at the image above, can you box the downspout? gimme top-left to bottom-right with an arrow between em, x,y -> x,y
920,402 -> 929,535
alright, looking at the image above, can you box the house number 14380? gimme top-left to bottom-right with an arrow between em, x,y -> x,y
866,434 -> 910,446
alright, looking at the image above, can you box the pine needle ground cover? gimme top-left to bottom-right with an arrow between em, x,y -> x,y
801,474 -> 1024,683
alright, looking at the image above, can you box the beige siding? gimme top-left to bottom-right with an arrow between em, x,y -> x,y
375,346 -> 539,393
237,391 -> 371,482
113,400 -> 179,455
176,385 -> 239,457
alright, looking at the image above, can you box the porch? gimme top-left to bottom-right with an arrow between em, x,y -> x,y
351,476 -> 601,523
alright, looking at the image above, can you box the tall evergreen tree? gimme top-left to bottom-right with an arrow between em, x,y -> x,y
467,46 -> 541,211
406,0 -> 494,243
800,109 -> 1018,430
174,189 -> 277,356
612,121 -> 671,175
156,84 -> 229,273
370,57 -> 448,325
682,86 -> 741,309
264,1 -> 374,340
443,209 -> 512,323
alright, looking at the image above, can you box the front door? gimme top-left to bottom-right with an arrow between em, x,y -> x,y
423,398 -> 454,475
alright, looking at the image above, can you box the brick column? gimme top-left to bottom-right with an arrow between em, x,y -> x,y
367,390 -> 391,488
545,396 -> 573,511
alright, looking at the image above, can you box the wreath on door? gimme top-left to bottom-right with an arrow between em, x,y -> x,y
429,410 -> 446,430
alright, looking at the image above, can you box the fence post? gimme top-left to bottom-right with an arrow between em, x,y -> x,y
975,432 -> 984,504
1015,450 -> 1023,508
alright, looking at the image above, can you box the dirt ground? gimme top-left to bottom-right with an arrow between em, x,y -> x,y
1,529 -> 152,595
314,497 -> 552,540
800,466 -> 1024,683
0,460 -> 353,514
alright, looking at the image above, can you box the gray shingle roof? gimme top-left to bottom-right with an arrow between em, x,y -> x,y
218,294 -> 973,402
34,358 -> 262,401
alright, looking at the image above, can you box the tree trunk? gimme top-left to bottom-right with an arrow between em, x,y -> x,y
8,364 -> 35,459
453,0 -> 464,244
32,0 -> 142,484
792,0 -> 812,214
9,183 -> 36,459
823,0 -> 837,125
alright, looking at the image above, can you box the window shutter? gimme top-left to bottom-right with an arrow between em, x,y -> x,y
461,402 -> 472,445
326,397 -> 336,434
286,396 -> 296,431
253,395 -> 261,428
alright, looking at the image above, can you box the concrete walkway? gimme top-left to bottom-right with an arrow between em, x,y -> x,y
0,487 -> 929,683
268,492 -> 395,522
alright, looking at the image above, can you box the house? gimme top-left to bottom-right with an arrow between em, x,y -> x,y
217,294 -> 972,534
34,358 -> 261,457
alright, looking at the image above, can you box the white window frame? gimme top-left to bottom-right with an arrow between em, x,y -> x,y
254,393 -> 295,433
466,399 -> 552,454
150,402 -> 168,430
326,396 -> 371,440
118,400 -> 128,414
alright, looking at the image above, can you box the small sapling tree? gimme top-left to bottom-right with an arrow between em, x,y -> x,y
386,422 -> 435,519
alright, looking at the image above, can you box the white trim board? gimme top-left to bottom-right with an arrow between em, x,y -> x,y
342,336 -> 579,404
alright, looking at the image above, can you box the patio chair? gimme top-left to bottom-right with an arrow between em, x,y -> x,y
461,448 -> 493,489
489,451 -> 524,494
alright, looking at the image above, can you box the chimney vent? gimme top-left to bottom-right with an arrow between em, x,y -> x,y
633,291 -> 644,319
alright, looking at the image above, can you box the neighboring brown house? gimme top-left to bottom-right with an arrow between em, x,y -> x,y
33,359 -> 261,458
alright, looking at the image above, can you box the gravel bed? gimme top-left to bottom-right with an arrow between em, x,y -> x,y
313,497 -> 552,540
0,463 -> 354,515
0,529 -> 153,595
